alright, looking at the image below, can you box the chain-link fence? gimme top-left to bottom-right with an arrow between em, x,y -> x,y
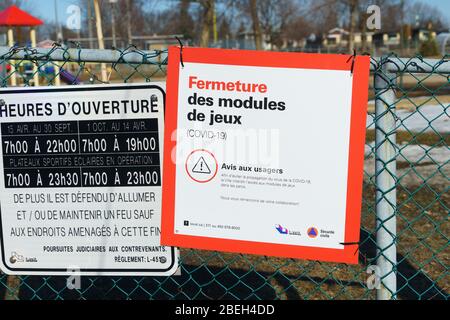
0,44 -> 448,300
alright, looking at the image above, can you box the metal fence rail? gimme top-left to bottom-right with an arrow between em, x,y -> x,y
0,45 -> 448,300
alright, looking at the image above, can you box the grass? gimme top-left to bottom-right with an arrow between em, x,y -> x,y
396,161 -> 436,169
176,180 -> 449,300
3,180 -> 446,300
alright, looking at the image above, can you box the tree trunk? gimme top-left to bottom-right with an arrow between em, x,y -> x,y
93,0 -> 108,82
249,0 -> 262,50
361,12 -> 367,53
179,0 -> 191,39
200,0 -> 214,47
348,0 -> 358,53
87,0 -> 94,49
125,0 -> 133,44
399,0 -> 405,53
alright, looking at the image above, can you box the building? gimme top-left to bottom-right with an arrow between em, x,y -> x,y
411,28 -> 437,43
373,31 -> 401,47
372,27 -> 438,49
323,28 -> 374,50
144,35 -> 184,51
236,31 -> 272,50
353,32 -> 374,47
323,28 -> 349,47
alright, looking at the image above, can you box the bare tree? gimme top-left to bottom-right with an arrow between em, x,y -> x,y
125,0 -> 133,44
178,0 -> 195,40
199,0 -> 215,47
306,0 -> 340,34
283,13 -> 311,44
249,0 -> 262,50
256,0 -> 299,49
218,16 -> 231,40
347,0 -> 358,52
86,0 -> 94,48
406,1 -> 447,30
98,0 -> 147,47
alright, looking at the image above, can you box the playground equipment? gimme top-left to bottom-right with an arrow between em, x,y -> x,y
0,5 -> 43,86
41,64 -> 80,85
37,39 -> 81,85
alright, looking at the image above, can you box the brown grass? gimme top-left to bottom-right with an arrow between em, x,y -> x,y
179,182 -> 448,300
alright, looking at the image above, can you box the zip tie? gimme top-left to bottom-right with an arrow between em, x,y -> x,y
339,241 -> 360,256
175,36 -> 184,68
340,241 -> 360,246
346,49 -> 357,74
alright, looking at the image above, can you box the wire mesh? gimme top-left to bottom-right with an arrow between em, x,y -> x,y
0,44 -> 448,300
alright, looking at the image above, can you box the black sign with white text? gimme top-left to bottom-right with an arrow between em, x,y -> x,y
2,119 -> 161,188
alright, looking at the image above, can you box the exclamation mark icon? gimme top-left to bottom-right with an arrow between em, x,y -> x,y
192,156 -> 211,174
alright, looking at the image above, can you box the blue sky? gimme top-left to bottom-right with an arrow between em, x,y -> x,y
25,0 -> 450,26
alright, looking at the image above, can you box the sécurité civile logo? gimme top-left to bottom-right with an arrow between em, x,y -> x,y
307,227 -> 319,238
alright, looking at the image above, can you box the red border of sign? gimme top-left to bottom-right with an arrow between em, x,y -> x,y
161,47 -> 370,264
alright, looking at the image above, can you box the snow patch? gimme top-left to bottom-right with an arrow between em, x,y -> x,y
366,105 -> 449,133
365,142 -> 449,165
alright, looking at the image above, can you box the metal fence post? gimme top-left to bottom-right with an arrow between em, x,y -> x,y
374,59 -> 397,300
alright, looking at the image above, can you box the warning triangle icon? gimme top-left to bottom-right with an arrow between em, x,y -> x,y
192,156 -> 211,174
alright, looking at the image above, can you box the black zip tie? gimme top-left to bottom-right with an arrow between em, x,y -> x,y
175,36 -> 184,68
340,241 -> 360,246
346,49 -> 357,74
339,241 -> 360,256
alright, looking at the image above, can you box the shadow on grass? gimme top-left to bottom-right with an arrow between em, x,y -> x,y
0,228 -> 446,300
359,229 -> 447,300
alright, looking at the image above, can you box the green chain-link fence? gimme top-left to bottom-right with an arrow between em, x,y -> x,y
0,44 -> 448,300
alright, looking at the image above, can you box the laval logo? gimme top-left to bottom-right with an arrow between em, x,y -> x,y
275,224 -> 288,234
307,227 -> 319,238
9,252 -> 24,264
